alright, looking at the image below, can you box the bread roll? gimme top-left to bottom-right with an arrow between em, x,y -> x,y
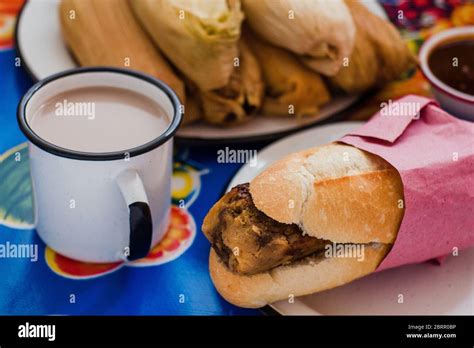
210,244 -> 390,308
203,143 -> 405,308
250,143 -> 404,243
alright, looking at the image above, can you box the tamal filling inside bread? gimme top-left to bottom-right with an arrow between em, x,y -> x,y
208,183 -> 331,275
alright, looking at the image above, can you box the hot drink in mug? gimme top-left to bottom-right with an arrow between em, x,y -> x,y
17,67 -> 182,263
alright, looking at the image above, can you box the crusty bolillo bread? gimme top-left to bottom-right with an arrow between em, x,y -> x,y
204,143 -> 405,308
250,143 -> 404,244
209,244 -> 391,308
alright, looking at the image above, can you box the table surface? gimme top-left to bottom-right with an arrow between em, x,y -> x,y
0,0 -> 471,315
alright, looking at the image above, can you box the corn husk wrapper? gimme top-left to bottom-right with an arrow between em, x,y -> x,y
182,84 -> 203,125
199,38 -> 264,125
245,30 -> 331,118
59,0 -> 185,102
242,0 -> 355,76
330,0 -> 417,93
130,0 -> 244,91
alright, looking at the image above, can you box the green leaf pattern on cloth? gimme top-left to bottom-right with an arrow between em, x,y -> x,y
0,143 -> 34,229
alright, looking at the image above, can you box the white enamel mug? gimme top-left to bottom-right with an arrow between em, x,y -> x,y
17,67 -> 182,263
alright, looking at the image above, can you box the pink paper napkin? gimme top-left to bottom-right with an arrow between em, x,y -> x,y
339,95 -> 474,271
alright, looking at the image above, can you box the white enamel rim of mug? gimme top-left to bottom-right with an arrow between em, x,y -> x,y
418,26 -> 474,104
17,66 -> 183,161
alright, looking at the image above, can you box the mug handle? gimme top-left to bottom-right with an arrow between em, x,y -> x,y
116,170 -> 152,261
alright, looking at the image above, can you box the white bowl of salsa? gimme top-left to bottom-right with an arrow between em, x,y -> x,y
419,26 -> 474,121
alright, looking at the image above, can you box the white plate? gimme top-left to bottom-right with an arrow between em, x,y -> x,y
15,0 -> 385,142
228,122 -> 474,315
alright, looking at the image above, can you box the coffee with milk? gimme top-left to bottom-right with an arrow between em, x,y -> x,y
28,86 -> 169,153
